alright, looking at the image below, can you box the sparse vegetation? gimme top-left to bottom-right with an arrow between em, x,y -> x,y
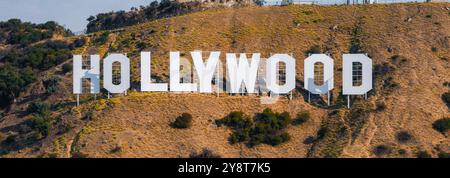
305,45 -> 321,56
398,149 -> 407,156
438,152 -> 450,158
416,151 -> 432,158
189,148 -> 221,158
171,113 -> 193,129
432,118 -> 450,134
92,31 -> 110,45
383,77 -> 400,91
27,101 -> 52,138
376,102 -> 386,112
390,55 -> 408,65
349,18 -> 365,53
306,110 -> 350,158
396,131 -> 412,143
373,144 -> 392,157
347,100 -> 373,141
292,111 -> 310,125
43,76 -> 60,94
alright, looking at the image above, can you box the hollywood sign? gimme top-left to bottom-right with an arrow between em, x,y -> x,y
73,51 -> 372,106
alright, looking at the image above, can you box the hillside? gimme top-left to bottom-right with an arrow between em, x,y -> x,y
0,3 -> 449,158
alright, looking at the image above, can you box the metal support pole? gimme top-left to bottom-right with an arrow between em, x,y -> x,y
77,94 -> 80,106
108,92 -> 110,99
327,91 -> 330,106
308,91 -> 311,103
364,93 -> 367,100
347,95 -> 350,108
216,64 -> 220,98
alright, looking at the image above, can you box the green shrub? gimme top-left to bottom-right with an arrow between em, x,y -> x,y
303,136 -> 315,144
26,101 -> 52,137
84,110 -> 93,120
293,111 -> 310,125
442,91 -> 450,106
30,114 -> 51,137
27,101 -> 51,115
43,76 -> 60,94
62,63 -> 72,74
373,145 -> 392,157
431,47 -> 438,52
438,152 -> 450,158
432,118 -> 450,134
216,108 -> 293,147
215,111 -> 252,129
171,113 -> 193,129
416,151 -> 432,158
0,66 -> 36,107
396,131 -> 412,143
425,14 -> 432,18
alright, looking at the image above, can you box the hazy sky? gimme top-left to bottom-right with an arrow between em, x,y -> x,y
0,0 -> 155,32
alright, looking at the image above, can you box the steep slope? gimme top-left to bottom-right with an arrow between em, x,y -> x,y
0,3 -> 449,158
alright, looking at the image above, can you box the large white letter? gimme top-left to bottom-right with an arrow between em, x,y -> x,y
170,51 -> 197,92
226,53 -> 260,93
266,54 -> 296,94
73,55 -> 100,94
192,51 -> 220,93
304,54 -> 334,94
140,52 -> 168,92
342,54 -> 372,95
103,53 -> 130,93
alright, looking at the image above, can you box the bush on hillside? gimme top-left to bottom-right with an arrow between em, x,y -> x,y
442,91 -> 450,107
27,101 -> 52,138
373,144 -> 392,157
27,101 -> 51,115
171,113 -> 193,129
43,76 -> 60,94
216,108 -> 293,147
62,63 -> 72,74
305,45 -> 321,56
292,111 -> 310,125
0,66 -> 36,107
92,31 -> 110,45
376,102 -> 386,112
432,118 -> 450,134
438,152 -> 450,158
396,131 -> 412,143
416,151 -> 432,158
